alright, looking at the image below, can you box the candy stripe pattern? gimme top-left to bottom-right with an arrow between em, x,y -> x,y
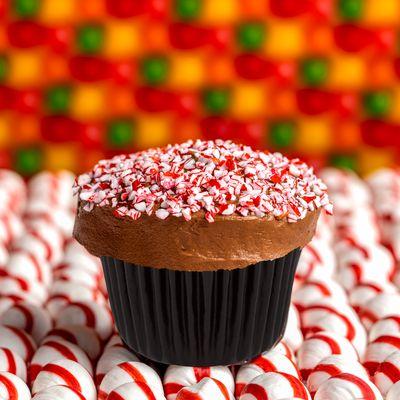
176,377 -> 234,400
0,372 -> 31,400
108,382 -> 166,400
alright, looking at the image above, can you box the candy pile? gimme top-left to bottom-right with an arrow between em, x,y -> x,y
1,167 -> 400,399
1,1 -> 400,176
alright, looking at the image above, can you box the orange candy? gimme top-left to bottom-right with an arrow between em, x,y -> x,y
269,88 -> 297,117
332,120 -> 362,151
307,25 -> 333,54
172,118 -> 202,143
107,87 -> 136,115
79,0 -> 106,18
239,0 -> 268,17
144,23 -> 170,53
369,58 -> 395,87
43,55 -> 70,82
14,115 -> 41,144
208,56 -> 234,85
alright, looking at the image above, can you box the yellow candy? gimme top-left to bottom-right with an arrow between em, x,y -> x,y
8,51 -> 43,87
328,54 -> 365,89
264,21 -> 305,59
201,0 -> 239,23
296,117 -> 332,154
136,115 -> 171,149
169,53 -> 205,89
364,0 -> 400,25
0,113 -> 11,147
104,21 -> 141,58
71,85 -> 105,120
43,143 -> 78,172
231,82 -> 266,118
358,146 -> 395,176
39,0 -> 76,23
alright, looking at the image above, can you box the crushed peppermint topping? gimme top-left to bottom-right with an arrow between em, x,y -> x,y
73,140 -> 332,223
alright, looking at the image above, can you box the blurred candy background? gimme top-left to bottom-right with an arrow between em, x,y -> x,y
0,0 -> 400,176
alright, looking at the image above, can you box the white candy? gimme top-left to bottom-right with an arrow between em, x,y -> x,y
55,300 -> 113,341
283,305 -> 303,352
306,355 -> 368,396
95,345 -> 139,386
108,382 -> 166,400
0,348 -> 27,382
29,338 -> 93,383
0,302 -> 52,343
373,350 -> 400,396
177,377 -> 234,400
239,372 -> 311,400
235,350 -> 299,398
387,380 -> 400,400
0,372 -> 30,400
32,359 -> 96,400
297,332 -> 358,380
369,316 -> 400,342
364,336 -> 400,376
31,385 -> 85,400
98,361 -> 163,400
0,276 -> 47,305
164,365 -> 234,400
53,267 -> 99,290
314,373 -> 383,400
361,293 -> 400,329
0,326 -> 36,362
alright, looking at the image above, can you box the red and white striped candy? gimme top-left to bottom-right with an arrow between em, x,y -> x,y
369,316 -> 400,342
283,305 -> 303,352
53,267 -> 99,291
364,336 -> 400,376
235,350 -> 300,398
108,381 -> 166,400
0,372 -> 30,400
387,380 -> 400,400
349,281 -> 397,314
98,361 -> 163,400
0,326 -> 36,362
0,302 -> 52,343
5,251 -> 52,287
0,295 -> 29,316
273,341 -> 296,363
29,338 -> 93,383
32,359 -> 96,400
373,350 -> 400,396
297,332 -> 358,380
0,213 -> 24,246
306,355 -> 368,396
0,276 -> 47,305
0,348 -> 27,382
177,377 -> 234,400
55,300 -> 113,341
314,373 -> 383,400
164,365 -> 234,400
42,325 -> 102,362
95,346 -> 139,386
361,293 -> 400,329
105,333 -> 123,349
31,385 -> 86,400
239,372 -> 311,400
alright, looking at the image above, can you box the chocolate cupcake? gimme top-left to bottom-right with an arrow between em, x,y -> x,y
73,140 -> 331,366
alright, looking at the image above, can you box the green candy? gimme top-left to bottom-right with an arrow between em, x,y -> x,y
363,91 -> 391,117
237,22 -> 266,51
107,119 -> 135,148
203,88 -> 230,114
270,121 -> 296,148
13,0 -> 40,17
77,24 -> 104,54
45,85 -> 71,113
0,56 -> 8,82
14,147 -> 42,176
141,56 -> 169,85
175,0 -> 201,19
330,154 -> 357,171
301,58 -> 329,86
338,0 -> 363,20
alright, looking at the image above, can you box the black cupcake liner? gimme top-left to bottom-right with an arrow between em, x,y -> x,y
101,248 -> 301,366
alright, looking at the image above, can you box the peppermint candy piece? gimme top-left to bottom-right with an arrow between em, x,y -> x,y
373,350 -> 400,396
0,372 -> 30,400
0,326 -> 36,362
0,348 -> 27,382
108,382 -> 166,400
31,385 -> 86,400
387,380 -> 400,400
364,336 -> 400,376
176,377 -> 234,400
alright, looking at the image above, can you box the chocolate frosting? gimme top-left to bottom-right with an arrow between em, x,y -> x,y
73,203 -> 320,271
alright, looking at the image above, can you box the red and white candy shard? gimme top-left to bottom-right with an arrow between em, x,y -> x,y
176,377 -> 234,400
98,361 -> 163,400
387,380 -> 400,400
0,302 -> 52,344
0,348 -> 27,382
108,381 -> 167,400
32,359 -> 96,400
0,326 -> 36,362
164,365 -> 234,400
29,338 -> 93,383
239,372 -> 311,400
297,331 -> 359,380
364,336 -> 400,376
314,373 -> 383,400
74,140 -> 331,223
31,384 -> 86,400
55,300 -> 113,341
369,316 -> 400,342
235,350 -> 300,398
360,293 -> 400,329
0,372 -> 31,400
373,350 -> 400,396
306,354 -> 368,396
95,346 -> 139,386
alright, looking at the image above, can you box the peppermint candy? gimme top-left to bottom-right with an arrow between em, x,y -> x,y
369,316 -> 400,342
364,336 -> 400,376
360,294 -> 400,329
108,382 -> 166,400
0,348 -> 27,382
387,380 -> 400,400
0,326 -> 36,362
31,385 -> 86,400
373,350 -> 400,396
176,377 -> 234,400
0,372 -> 30,400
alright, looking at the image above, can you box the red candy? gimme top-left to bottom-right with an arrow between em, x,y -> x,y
69,56 -> 111,82
334,24 -> 374,53
297,88 -> 333,115
7,21 -> 46,48
234,54 -> 273,80
169,23 -> 207,50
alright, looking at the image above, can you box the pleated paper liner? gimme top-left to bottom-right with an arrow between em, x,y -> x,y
101,248 -> 301,367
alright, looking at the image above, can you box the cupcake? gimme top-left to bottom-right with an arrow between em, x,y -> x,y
73,139 -> 331,366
